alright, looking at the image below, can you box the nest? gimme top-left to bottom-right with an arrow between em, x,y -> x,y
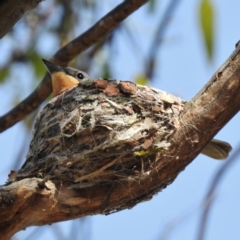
15,79 -> 185,211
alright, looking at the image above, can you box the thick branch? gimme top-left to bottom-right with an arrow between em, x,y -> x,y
0,44 -> 239,239
0,0 -> 148,133
0,0 -> 41,39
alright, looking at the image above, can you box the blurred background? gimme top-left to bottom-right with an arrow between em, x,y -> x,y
0,0 -> 240,239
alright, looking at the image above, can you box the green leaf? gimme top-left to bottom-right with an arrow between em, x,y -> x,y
0,68 -> 9,83
200,0 -> 214,60
135,74 -> 149,86
148,0 -> 157,12
102,63 -> 111,79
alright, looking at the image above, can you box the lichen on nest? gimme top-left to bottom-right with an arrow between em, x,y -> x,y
16,79 -> 185,190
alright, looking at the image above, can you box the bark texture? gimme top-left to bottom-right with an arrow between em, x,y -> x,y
0,0 -> 41,38
0,44 -> 240,239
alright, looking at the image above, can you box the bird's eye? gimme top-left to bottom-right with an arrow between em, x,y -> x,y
77,73 -> 84,80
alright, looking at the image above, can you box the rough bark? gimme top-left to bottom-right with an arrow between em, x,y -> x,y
0,0 -> 42,39
0,44 -> 240,240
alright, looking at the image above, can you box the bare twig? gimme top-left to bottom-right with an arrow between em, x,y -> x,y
197,143 -> 240,240
146,0 -> 181,79
0,0 -> 149,133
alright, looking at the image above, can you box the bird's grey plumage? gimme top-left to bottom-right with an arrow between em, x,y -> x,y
201,139 -> 232,160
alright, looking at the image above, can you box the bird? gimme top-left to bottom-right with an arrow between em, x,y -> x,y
42,59 -> 90,97
42,59 -> 232,160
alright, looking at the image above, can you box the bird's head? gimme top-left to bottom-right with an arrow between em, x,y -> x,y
42,59 -> 90,97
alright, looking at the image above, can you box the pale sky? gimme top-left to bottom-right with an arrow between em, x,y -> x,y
1,1 -> 240,240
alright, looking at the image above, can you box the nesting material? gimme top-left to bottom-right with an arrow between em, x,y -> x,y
16,79 -> 185,206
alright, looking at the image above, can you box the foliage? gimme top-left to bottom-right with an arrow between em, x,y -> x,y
199,0 -> 214,60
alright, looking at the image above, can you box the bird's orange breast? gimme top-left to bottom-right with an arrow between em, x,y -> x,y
52,72 -> 79,97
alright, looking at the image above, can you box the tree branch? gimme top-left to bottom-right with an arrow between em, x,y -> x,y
0,0 -> 149,133
0,43 -> 239,239
0,0 -> 42,39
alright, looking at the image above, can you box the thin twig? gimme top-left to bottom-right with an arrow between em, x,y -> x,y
146,0 -> 181,79
0,0 -> 149,133
74,154 -> 127,182
197,143 -> 240,240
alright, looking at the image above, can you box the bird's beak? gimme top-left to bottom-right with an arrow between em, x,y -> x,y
42,59 -> 62,75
